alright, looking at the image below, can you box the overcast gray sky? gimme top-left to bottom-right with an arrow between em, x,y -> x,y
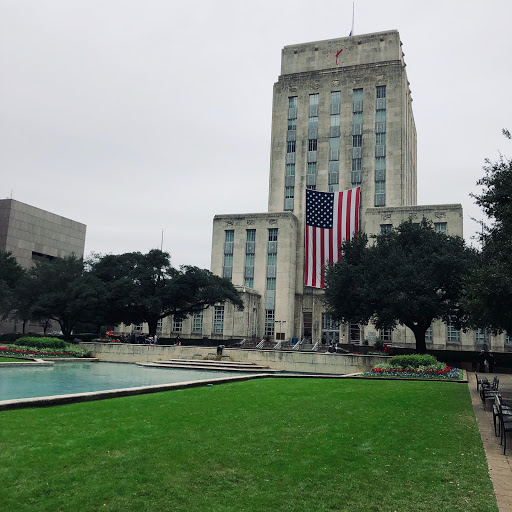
1,0 -> 510,269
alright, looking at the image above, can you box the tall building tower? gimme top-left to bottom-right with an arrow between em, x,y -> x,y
264,30 -> 417,342
206,31 -> 460,348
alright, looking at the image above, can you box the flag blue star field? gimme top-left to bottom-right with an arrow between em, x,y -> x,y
305,186 -> 361,288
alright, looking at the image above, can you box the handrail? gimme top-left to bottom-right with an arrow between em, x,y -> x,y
256,339 -> 266,349
311,340 -> 320,351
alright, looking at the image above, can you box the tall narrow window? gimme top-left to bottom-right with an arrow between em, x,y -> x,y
192,311 -> 203,333
222,230 -> 234,281
375,85 -> 386,206
351,88 -> 363,187
213,306 -> 224,334
244,229 -> 256,288
285,96 -> 298,211
329,91 -> 341,192
265,228 -> 278,339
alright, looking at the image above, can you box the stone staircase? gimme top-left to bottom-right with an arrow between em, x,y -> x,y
137,359 -> 277,373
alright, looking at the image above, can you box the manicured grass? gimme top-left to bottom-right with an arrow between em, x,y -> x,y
0,379 -> 497,512
0,356 -> 31,362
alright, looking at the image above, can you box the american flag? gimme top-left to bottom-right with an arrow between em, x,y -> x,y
304,187 -> 361,288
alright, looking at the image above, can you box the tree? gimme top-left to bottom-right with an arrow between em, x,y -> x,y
0,251 -> 26,320
90,249 -> 244,336
464,131 -> 512,331
29,255 -> 103,338
324,220 -> 476,353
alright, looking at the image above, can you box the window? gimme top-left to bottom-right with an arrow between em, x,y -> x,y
156,319 -> 163,333
267,253 -> 277,266
309,93 -> 319,106
380,329 -> 392,343
288,96 -> 297,108
223,253 -> 233,267
308,139 -> 317,151
268,228 -> 278,242
380,224 -> 392,234
213,306 -> 224,334
353,88 -> 363,102
192,311 -> 203,333
172,317 -> 183,332
350,323 -> 361,343
353,112 -> 362,125
506,332 -> 511,344
285,187 -> 294,199
425,324 -> 433,342
264,310 -> 275,337
133,323 -> 143,331
375,181 -> 385,193
266,277 -> 276,290
330,114 -> 340,127
376,110 -> 386,122
352,159 -> 362,171
244,278 -> 254,288
435,223 -> 447,234
331,91 -> 341,106
376,133 -> 386,146
353,135 -> 362,147
447,324 -> 460,343
287,140 -> 296,153
245,253 -> 255,266
307,162 -> 317,175
376,85 -> 386,98
475,329 -> 489,344
224,230 -> 234,243
286,163 -> 295,176
287,118 -> 297,131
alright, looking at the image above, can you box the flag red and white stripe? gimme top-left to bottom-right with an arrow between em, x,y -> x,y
304,187 -> 361,289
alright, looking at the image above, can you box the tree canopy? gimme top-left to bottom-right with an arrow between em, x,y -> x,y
90,249 -> 244,336
464,130 -> 512,331
0,251 -> 26,320
324,220 -> 476,353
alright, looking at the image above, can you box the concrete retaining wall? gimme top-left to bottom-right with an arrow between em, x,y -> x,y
81,343 -> 388,375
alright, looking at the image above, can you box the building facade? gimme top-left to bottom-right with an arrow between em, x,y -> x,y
0,199 -> 86,334
125,31 -> 508,352
0,199 -> 86,269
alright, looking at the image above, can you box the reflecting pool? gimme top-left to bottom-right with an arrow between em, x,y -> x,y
0,362 -> 242,401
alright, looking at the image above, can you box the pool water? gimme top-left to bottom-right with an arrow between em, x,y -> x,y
0,362 -> 241,401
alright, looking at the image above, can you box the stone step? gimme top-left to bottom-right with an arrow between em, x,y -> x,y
137,361 -> 277,372
159,359 -> 260,367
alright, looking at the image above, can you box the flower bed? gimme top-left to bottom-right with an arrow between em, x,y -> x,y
362,365 -> 462,380
0,345 -> 91,359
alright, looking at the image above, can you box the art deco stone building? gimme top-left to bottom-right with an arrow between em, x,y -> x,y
128,31 -> 510,352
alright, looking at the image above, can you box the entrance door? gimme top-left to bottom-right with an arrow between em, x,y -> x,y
322,313 -> 340,345
303,312 -> 312,341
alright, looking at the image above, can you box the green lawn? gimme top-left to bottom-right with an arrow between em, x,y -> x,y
0,356 -> 32,362
0,379 -> 497,512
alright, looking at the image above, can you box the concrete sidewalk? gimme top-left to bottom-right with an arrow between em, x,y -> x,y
468,372 -> 512,511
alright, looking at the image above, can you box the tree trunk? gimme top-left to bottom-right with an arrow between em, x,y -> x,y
411,325 -> 428,353
22,320 -> 26,334
147,317 -> 159,337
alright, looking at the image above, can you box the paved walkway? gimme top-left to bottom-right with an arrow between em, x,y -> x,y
468,372 -> 512,511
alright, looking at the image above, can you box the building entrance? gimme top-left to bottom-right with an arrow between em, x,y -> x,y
322,314 -> 340,345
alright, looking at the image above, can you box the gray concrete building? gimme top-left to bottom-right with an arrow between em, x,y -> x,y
0,199 -> 86,268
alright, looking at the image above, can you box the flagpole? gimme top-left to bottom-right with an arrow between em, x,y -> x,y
350,2 -> 355,36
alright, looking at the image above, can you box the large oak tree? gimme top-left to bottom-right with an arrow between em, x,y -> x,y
324,220 -> 476,353
90,249 -> 244,336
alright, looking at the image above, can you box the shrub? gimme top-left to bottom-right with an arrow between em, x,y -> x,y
388,354 -> 440,369
14,337 -> 68,350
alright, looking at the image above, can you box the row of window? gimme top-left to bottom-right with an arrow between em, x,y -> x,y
286,85 -> 388,209
380,222 -> 447,234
